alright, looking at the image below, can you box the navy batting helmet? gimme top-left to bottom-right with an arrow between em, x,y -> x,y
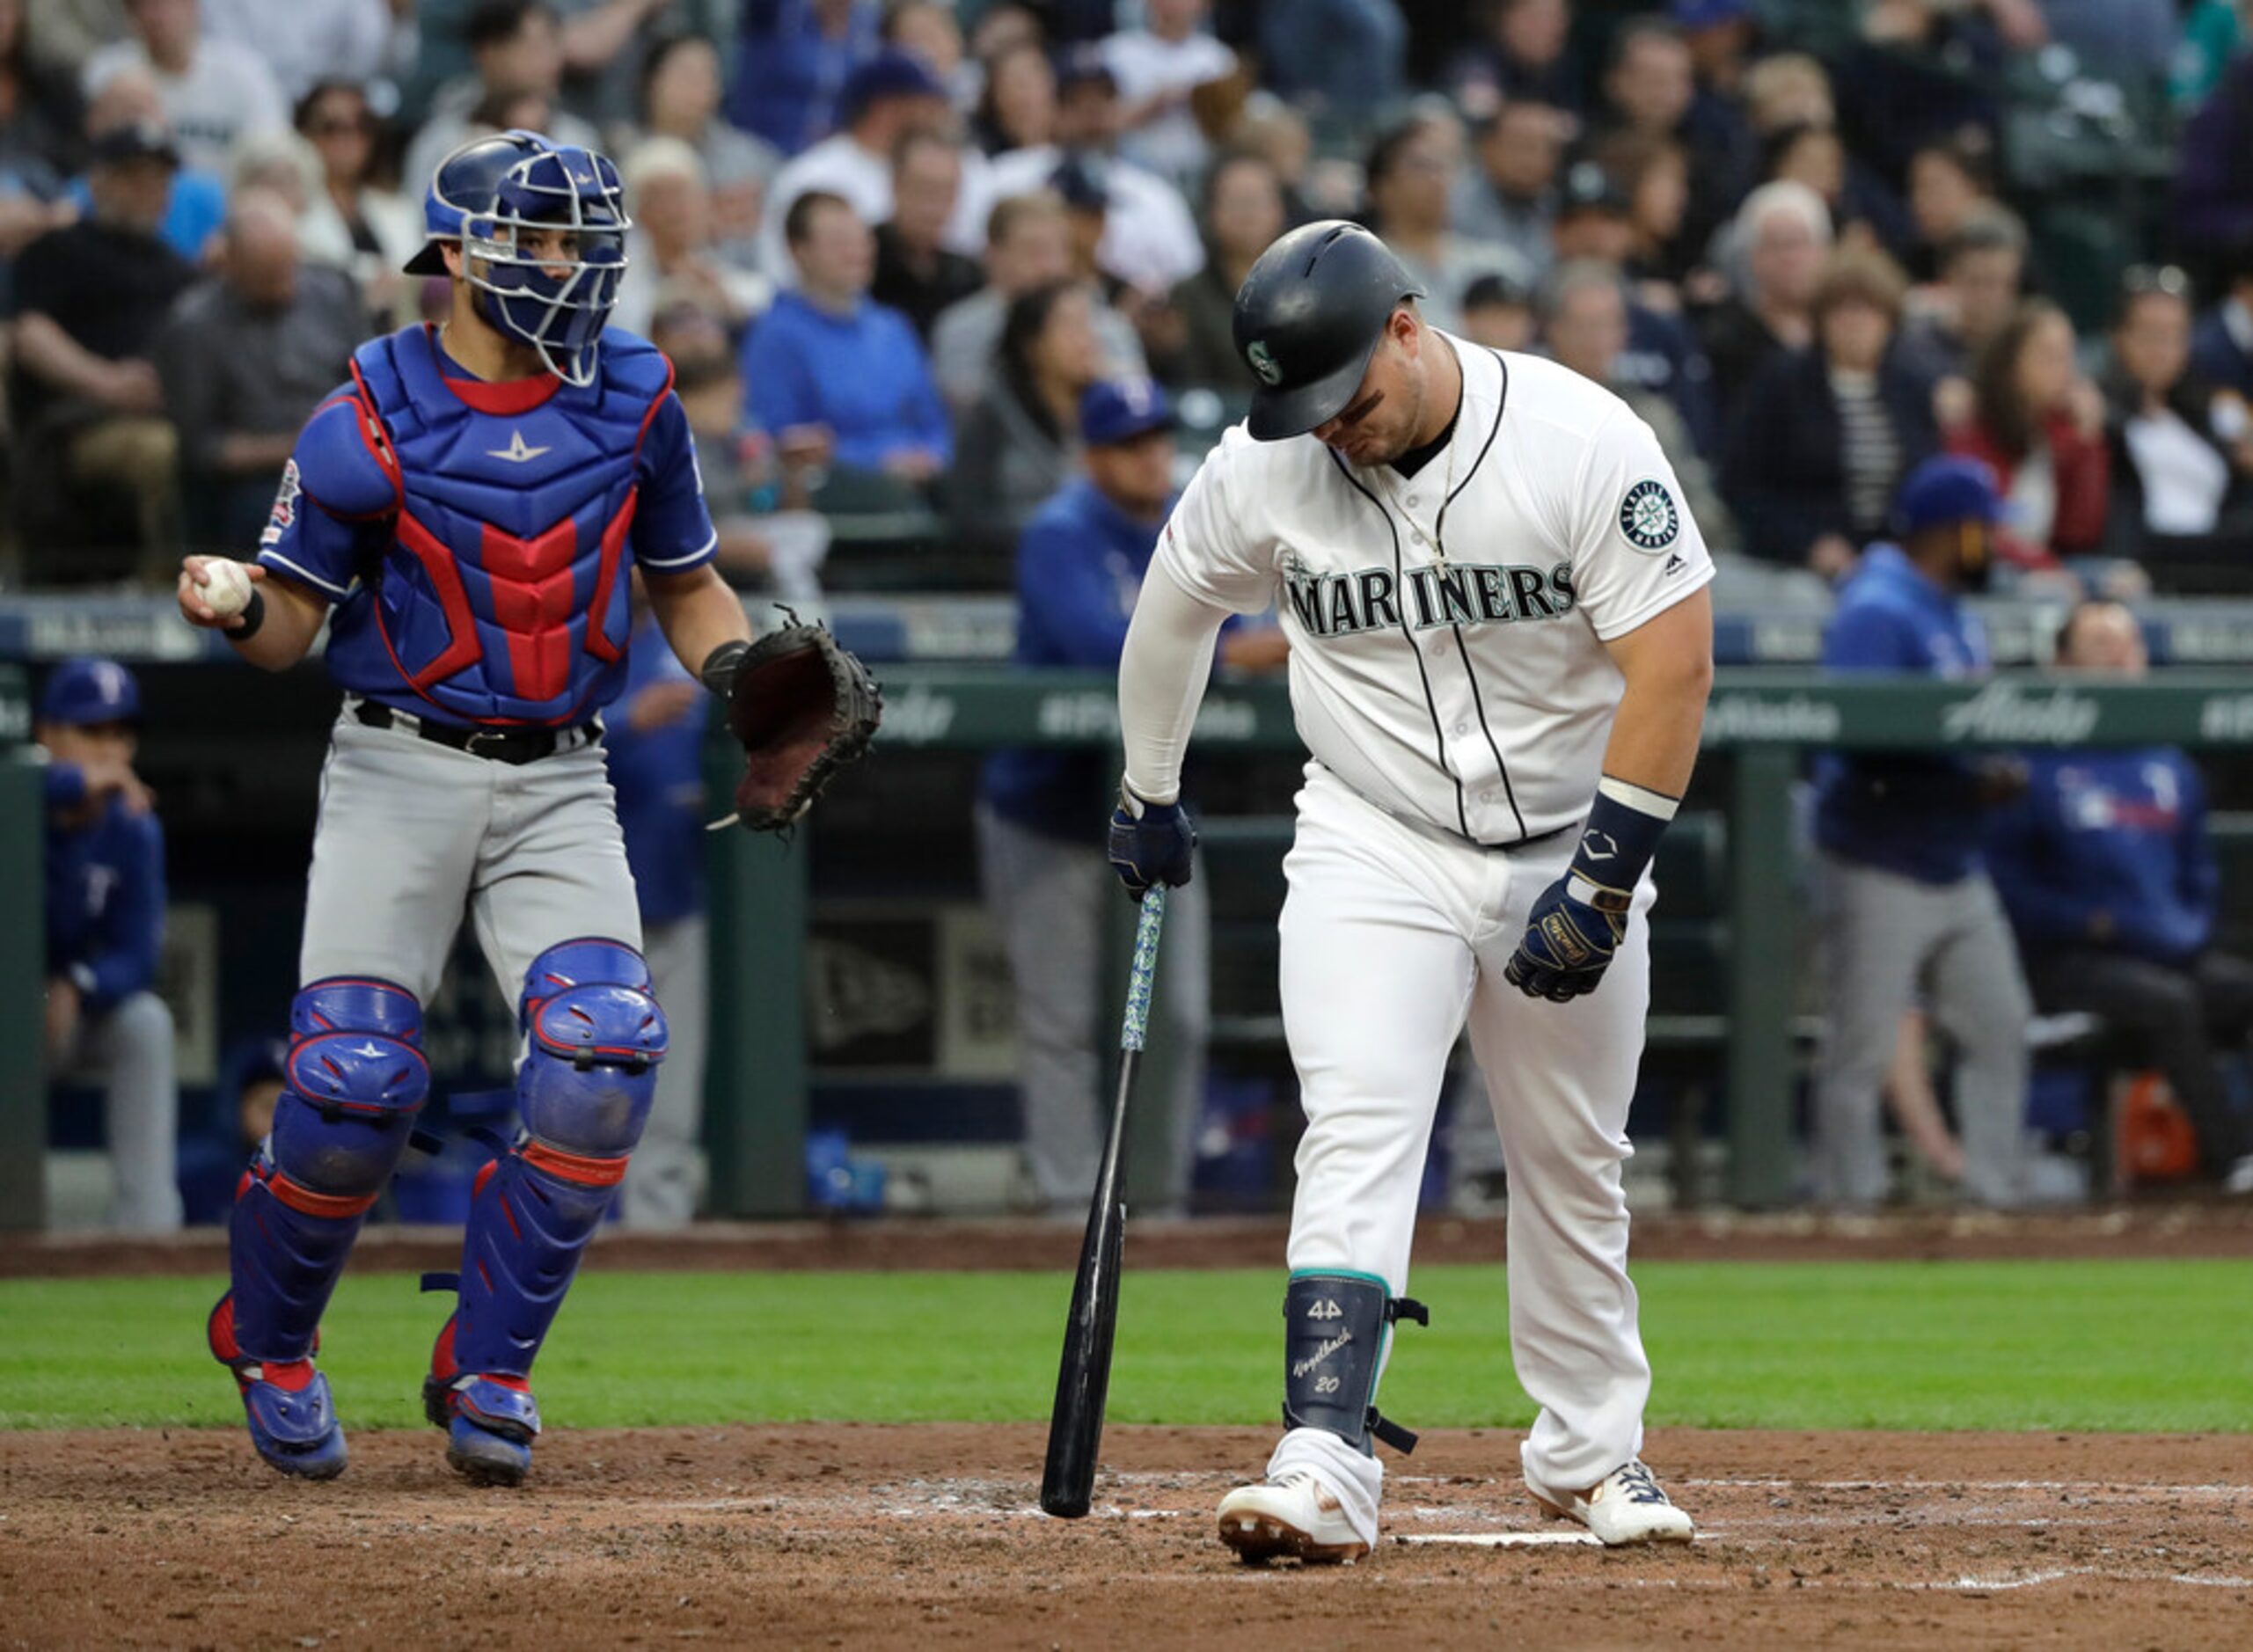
1231,222 -> 1425,442
405,129 -> 630,387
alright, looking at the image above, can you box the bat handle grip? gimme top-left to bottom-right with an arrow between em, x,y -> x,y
1119,886 -> 1167,1053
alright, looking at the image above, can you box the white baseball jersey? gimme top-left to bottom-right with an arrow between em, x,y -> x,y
1153,340 -> 1715,844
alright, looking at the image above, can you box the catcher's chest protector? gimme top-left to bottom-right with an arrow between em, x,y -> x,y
347,327 -> 671,723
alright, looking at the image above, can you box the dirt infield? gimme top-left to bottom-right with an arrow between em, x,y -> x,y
3,1425 -> 2247,1650
8,1202 -> 2253,1278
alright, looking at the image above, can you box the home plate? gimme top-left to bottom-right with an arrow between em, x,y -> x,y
1396,1531 -> 1604,1548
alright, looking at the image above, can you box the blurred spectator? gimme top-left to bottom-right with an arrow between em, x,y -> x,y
1153,145 -> 1280,388
727,0 -> 880,157
1227,91 -> 1319,226
951,279 -> 1102,545
155,186 -> 363,549
987,46 -> 1203,294
1900,207 -> 2026,384
1591,128 -> 1690,288
1723,249 -> 1936,575
1363,113 -> 1528,334
2190,250 -> 2253,398
0,0 -> 86,250
758,48 -> 987,285
1445,0 -> 1576,120
1903,128 -> 1999,282
38,657 -> 179,1233
1828,0 -> 2015,184
69,67 -> 224,261
1255,0 -> 1403,123
402,0 -> 600,196
1672,0 -> 1755,105
2103,265 -> 2253,542
1459,267 -> 1534,352
627,33 -> 781,264
292,80 -> 420,325
1742,50 -> 1913,262
1989,601 -> 2253,1194
871,125 -> 984,339
977,378 -> 1262,1215
201,0 -> 401,103
1542,258 -> 1732,550
21,0 -> 126,75
933,186 -> 1144,416
613,136 -> 768,339
607,581 -> 713,1229
11,120 -> 195,567
1701,179 -> 1828,424
2174,0 -> 2244,111
82,0 -> 288,175
742,189 -> 949,492
973,36 -> 1055,157
1100,0 -> 1234,188
1595,16 -> 1749,264
1550,157 -> 1718,455
542,0 -> 685,130
1761,122 -> 1868,250
1946,298 -> 2110,572
1810,456 -> 2034,1210
1451,99 -> 1562,282
881,0 -> 969,111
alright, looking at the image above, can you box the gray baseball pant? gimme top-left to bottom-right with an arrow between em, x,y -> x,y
55,990 -> 181,1232
975,801 -> 1211,1212
1812,852 -> 2033,1207
619,913 -> 709,1229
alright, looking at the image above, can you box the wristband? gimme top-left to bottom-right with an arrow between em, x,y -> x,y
227,588 -> 267,641
699,639 -> 750,700
1564,776 -> 1678,911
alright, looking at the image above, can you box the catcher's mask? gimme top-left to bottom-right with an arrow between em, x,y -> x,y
405,130 -> 629,388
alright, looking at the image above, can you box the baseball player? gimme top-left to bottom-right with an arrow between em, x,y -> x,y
1108,223 -> 1715,1560
175,131 -> 757,1487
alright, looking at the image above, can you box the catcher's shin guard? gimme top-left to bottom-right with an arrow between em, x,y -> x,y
1281,1272 -> 1428,1457
427,939 -> 665,1484
215,979 -> 428,1479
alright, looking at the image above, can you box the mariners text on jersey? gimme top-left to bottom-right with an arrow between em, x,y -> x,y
1280,552 -> 1578,638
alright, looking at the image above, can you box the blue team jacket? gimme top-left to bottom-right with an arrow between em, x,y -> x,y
603,612 -> 711,926
1812,543 -> 1990,884
1986,746 -> 2217,965
982,478 -> 1174,841
44,765 -> 165,1011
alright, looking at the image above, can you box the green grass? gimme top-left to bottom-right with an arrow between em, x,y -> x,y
3,1261 -> 2247,1433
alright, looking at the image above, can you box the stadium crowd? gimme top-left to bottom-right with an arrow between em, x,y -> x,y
18,0 -> 2253,1220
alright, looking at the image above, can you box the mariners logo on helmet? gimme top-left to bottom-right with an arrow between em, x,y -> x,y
1246,340 -> 1284,387
1619,479 -> 1680,552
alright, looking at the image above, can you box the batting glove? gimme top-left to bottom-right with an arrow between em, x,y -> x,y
1108,790 -> 1196,900
1504,873 -> 1630,1001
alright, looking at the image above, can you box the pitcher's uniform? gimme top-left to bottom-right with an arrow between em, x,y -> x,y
1133,344 -> 1713,1544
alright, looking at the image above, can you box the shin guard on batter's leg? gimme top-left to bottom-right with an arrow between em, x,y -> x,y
426,940 -> 665,1486
212,979 -> 428,1480
1280,1271 -> 1427,1455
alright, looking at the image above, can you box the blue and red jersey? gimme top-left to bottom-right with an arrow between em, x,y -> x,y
256,323 -> 718,727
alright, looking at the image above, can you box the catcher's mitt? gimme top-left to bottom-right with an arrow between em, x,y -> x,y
705,616 -> 882,832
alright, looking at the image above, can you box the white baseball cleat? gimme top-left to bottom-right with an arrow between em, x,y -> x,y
1525,1459 -> 1695,1546
1216,1472 -> 1370,1564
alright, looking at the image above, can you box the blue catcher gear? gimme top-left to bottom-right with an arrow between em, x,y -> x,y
425,939 -> 665,1485
211,979 -> 428,1480
404,129 -> 630,386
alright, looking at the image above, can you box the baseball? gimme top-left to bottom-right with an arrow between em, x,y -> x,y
198,559 -> 254,619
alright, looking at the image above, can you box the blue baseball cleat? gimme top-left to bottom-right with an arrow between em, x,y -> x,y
208,1294 -> 348,1481
425,1318 -> 539,1488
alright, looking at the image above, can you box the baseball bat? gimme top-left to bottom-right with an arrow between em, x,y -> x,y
1039,885 -> 1167,1519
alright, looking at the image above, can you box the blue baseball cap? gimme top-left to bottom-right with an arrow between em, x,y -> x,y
1080,378 -> 1174,446
1894,456 -> 2011,537
842,49 -> 946,117
40,656 -> 141,726
1670,0 -> 1750,28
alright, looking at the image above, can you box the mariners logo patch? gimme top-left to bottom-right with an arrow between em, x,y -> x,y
1246,340 -> 1284,387
260,459 -> 302,548
1619,478 -> 1680,552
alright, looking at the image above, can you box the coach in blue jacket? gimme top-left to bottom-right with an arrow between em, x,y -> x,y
1810,457 -> 2035,1209
977,379 -> 1285,1214
40,656 -> 180,1232
1988,602 -> 2253,1192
